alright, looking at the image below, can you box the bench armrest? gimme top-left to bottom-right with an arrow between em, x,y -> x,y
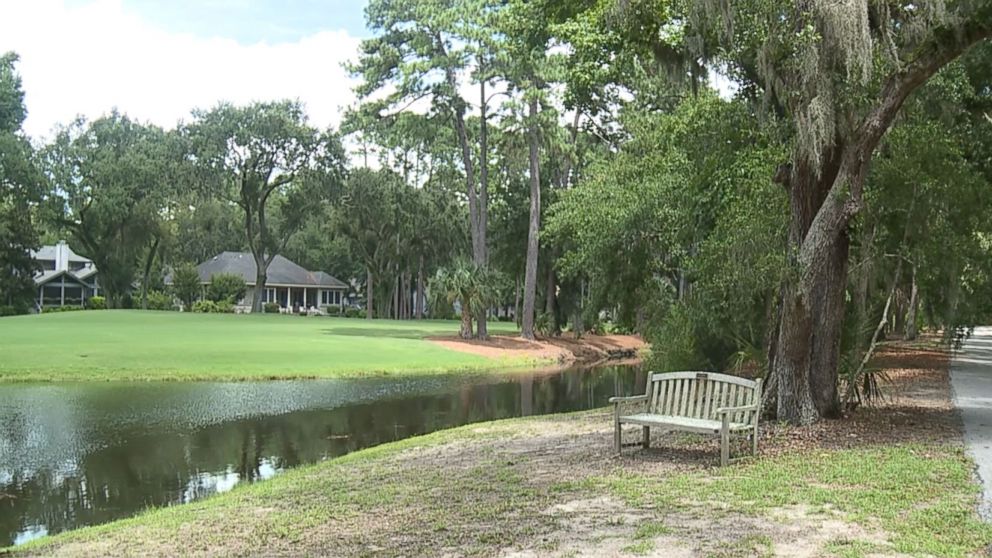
608,395 -> 648,404
715,404 -> 758,415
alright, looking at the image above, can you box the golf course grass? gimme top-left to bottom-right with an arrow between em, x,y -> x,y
0,310 -> 526,382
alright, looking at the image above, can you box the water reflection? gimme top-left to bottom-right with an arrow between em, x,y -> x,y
0,365 -> 643,546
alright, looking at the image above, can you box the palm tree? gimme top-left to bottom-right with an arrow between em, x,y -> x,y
429,260 -> 500,339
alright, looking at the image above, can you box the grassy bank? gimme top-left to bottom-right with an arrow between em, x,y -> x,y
0,310 -> 526,382
12,409 -> 990,558
8,338 -> 987,557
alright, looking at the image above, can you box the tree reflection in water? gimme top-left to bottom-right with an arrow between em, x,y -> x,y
0,364 -> 644,546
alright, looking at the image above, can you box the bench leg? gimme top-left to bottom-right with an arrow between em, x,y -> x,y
614,409 -> 621,456
752,424 -> 759,456
720,416 -> 730,467
642,426 -> 650,449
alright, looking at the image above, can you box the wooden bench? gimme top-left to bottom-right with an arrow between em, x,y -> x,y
610,371 -> 762,466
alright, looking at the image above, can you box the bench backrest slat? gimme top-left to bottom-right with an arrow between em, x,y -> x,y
644,371 -> 761,424
703,379 -> 716,419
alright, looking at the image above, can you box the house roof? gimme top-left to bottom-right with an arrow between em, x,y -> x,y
34,269 -> 96,287
31,244 -> 92,263
187,252 -> 347,289
74,267 -> 99,281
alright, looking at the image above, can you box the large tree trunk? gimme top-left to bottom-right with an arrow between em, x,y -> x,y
545,250 -> 559,336
514,276 -> 521,328
772,141 -> 848,424
140,235 -> 161,310
768,5 -> 992,425
459,303 -> 473,339
417,255 -> 425,320
905,265 -> 919,340
772,142 -> 847,424
366,267 -> 373,320
521,97 -> 542,340
251,256 -> 267,314
475,79 -> 491,340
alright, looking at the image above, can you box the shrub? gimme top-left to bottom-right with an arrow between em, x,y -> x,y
263,302 -> 281,314
146,290 -> 175,311
207,273 -> 247,304
215,300 -> 235,314
343,307 -> 364,319
87,296 -> 106,310
0,305 -> 28,317
535,312 -> 554,336
171,264 -> 201,309
42,305 -> 84,313
192,300 -> 218,313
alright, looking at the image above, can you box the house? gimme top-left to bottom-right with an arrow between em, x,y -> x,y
173,252 -> 348,313
32,241 -> 100,310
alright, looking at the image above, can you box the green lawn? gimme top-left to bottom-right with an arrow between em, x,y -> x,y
0,310 -> 526,382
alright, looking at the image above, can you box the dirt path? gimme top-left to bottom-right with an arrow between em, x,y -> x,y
427,333 -> 646,366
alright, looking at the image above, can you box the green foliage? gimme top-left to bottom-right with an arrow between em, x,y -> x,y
0,52 -> 43,311
429,260 -> 504,338
191,300 -> 218,313
146,291 -> 175,311
534,312 -> 554,337
86,296 -> 106,310
549,93 -> 785,367
342,307 -> 364,319
263,302 -> 281,314
0,305 -> 27,317
43,112 -> 177,308
183,100 -> 345,310
41,305 -> 84,314
646,302 -> 710,372
171,264 -> 202,310
206,273 -> 246,304
189,299 -> 234,313
171,201 -> 244,265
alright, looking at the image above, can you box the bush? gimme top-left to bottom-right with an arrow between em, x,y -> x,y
207,273 -> 247,304
87,296 -> 106,310
263,302 -> 281,314
342,307 -> 364,319
146,290 -> 175,311
0,305 -> 28,317
171,264 -> 201,309
42,305 -> 84,313
192,300 -> 218,313
215,300 -> 235,314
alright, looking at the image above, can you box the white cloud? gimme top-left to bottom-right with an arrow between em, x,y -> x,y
0,0 -> 361,141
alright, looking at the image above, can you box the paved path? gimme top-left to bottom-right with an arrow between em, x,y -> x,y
951,326 -> 992,520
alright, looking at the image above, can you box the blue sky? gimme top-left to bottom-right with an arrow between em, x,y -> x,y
71,0 -> 371,42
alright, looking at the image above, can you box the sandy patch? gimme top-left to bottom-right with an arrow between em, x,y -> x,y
427,333 -> 647,366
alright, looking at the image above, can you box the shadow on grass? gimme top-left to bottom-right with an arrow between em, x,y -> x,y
321,328 -> 442,339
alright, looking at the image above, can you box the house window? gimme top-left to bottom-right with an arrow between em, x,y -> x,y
263,288 -> 276,303
333,291 -> 341,305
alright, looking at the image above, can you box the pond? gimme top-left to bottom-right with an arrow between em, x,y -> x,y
0,364 -> 644,547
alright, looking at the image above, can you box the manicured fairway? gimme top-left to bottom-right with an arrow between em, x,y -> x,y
0,311 -> 523,382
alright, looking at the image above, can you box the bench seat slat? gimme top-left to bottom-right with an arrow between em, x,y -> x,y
618,413 -> 751,433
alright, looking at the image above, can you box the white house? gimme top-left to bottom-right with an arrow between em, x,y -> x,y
31,241 -> 100,310
170,252 -> 349,313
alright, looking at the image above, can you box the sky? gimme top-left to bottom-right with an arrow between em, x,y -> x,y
0,0 -> 370,140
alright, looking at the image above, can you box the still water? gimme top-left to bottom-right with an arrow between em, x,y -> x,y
0,364 -> 643,546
